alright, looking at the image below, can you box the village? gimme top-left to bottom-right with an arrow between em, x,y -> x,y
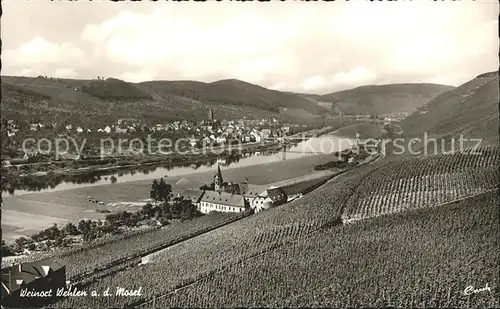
2,109 -> 305,162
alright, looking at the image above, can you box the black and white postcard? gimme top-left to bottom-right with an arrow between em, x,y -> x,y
1,1 -> 498,308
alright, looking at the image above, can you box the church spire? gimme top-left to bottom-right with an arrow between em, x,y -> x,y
214,163 -> 224,191
209,108 -> 214,121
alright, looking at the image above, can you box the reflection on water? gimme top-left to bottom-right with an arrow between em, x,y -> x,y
3,135 -> 354,196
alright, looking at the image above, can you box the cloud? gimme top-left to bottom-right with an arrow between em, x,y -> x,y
301,76 -> 326,92
118,70 -> 155,84
3,37 -> 85,77
54,68 -> 79,78
2,2 -> 498,93
332,67 -> 377,87
5,37 -> 85,66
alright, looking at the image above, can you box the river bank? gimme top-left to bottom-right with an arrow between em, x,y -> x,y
2,154 -> 337,242
4,125 -> 338,179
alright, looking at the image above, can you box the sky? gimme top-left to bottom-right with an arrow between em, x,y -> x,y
2,1 -> 498,94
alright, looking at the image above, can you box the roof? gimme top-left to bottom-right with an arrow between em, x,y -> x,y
1,258 -> 66,296
200,191 -> 246,208
179,189 -> 205,203
267,187 -> 287,202
243,184 -> 268,198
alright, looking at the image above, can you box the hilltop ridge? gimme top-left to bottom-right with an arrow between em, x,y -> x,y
319,83 -> 454,115
1,75 -> 456,127
402,71 -> 499,146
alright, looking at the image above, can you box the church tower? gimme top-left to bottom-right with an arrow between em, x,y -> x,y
214,164 -> 224,191
209,108 -> 214,122
355,130 -> 360,153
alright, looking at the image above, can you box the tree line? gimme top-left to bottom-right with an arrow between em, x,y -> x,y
2,177 -> 201,256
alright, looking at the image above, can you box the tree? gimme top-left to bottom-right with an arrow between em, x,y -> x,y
199,182 -> 215,191
43,224 -> 62,240
14,237 -> 31,252
179,200 -> 199,221
1,240 -> 15,256
158,177 -> 172,202
150,178 -> 172,205
78,219 -> 91,235
64,222 -> 80,236
141,203 -> 155,218
150,179 -> 159,205
383,124 -> 395,140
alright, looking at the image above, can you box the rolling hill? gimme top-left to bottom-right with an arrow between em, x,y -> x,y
0,76 -> 331,126
138,78 -> 329,114
402,71 -> 499,148
319,83 -> 455,115
2,76 -> 459,127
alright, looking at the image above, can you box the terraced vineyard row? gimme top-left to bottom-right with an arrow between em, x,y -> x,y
141,191 -> 499,308
342,146 -> 499,222
50,148 -> 498,308
50,163 -> 386,309
60,212 -> 245,279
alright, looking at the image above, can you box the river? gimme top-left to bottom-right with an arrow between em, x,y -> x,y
3,135 -> 354,196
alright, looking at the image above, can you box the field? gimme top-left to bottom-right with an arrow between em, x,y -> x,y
2,154 -> 335,242
1,209 -> 72,242
49,146 -> 499,308
59,212 -> 244,280
147,191 -> 499,308
51,162 -> 381,308
343,146 -> 499,222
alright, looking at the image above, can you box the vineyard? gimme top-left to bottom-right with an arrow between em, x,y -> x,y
51,163 -> 384,308
16,212 -> 242,285
342,146 -> 499,222
143,191 -> 499,308
48,146 -> 499,308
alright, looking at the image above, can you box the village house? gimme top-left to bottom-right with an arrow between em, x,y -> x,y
260,128 -> 271,139
199,191 -> 248,214
23,149 -> 39,160
177,189 -> 205,209
115,127 -> 128,134
29,123 -> 40,131
154,124 -> 164,132
251,192 -> 272,212
216,136 -> 227,144
241,184 -> 268,202
1,259 -> 67,308
217,157 -> 227,166
202,136 -> 212,145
